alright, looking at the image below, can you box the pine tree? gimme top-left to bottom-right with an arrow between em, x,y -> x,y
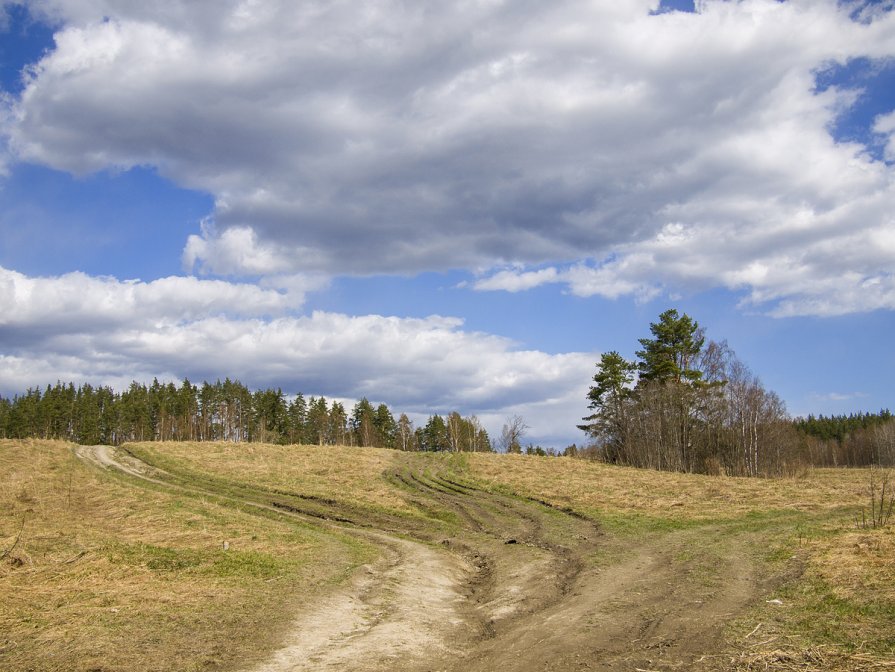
351,398 -> 376,446
0,395 -> 10,438
305,396 -> 328,445
328,401 -> 348,445
635,309 -> 704,385
578,351 -> 636,461
287,393 -> 308,444
420,415 -> 449,451
373,404 -> 397,448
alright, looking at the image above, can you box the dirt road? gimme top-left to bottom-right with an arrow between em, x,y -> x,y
77,446 -> 769,672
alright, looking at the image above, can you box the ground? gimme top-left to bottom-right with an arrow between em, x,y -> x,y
1,440 -> 893,671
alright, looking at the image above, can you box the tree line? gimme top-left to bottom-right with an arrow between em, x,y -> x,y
0,378 -> 493,452
794,411 -> 895,467
576,309 -> 895,476
795,411 -> 893,443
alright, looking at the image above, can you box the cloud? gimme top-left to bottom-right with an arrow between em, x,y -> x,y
0,264 -> 310,339
474,195 -> 895,315
472,267 -> 559,293
182,220 -> 299,276
0,265 -> 595,446
810,391 -> 869,403
473,258 -> 662,302
875,109 -> 895,161
2,1 -> 895,316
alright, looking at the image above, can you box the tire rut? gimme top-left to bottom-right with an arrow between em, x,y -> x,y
391,466 -> 604,639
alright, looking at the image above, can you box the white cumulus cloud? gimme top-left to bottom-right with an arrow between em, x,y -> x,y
0,265 -> 308,334
1,0 -> 894,316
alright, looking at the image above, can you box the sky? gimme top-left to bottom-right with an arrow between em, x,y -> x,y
1,0 -> 894,449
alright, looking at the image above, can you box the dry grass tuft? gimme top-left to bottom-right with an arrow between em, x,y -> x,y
731,647 -> 895,671
813,526 -> 895,602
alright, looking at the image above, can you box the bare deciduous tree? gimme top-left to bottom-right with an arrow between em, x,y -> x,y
500,415 -> 528,454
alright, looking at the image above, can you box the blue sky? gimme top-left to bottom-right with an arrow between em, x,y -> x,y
1,0 -> 894,448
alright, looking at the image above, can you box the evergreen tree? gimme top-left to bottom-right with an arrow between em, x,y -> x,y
351,398 -> 376,446
419,415 -> 449,451
373,403 -> 397,448
477,427 -> 492,452
305,396 -> 328,445
635,309 -> 704,385
96,385 -> 117,445
578,351 -> 636,461
634,310 -> 707,472
579,309 -> 805,475
287,393 -> 308,444
0,395 -> 10,438
0,377 -> 505,457
120,381 -> 151,442
177,379 -> 198,441
42,382 -> 67,439
327,401 -> 348,445
75,384 -> 101,445
251,387 -> 288,443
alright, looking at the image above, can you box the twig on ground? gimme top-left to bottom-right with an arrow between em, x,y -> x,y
0,515 -> 26,561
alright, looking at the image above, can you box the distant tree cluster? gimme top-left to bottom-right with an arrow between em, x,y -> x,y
0,379 -> 492,452
414,412 -> 492,452
579,309 -> 801,476
794,411 -> 895,467
795,411 -> 893,443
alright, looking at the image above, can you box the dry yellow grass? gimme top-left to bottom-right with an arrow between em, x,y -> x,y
0,440 -> 373,672
774,518 -> 895,659
130,443 -> 871,525
726,523 -> 895,671
465,453 -> 869,522
128,441 -> 418,516
814,526 -> 895,602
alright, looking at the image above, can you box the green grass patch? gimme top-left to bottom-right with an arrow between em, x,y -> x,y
104,541 -> 293,579
589,509 -> 706,536
777,575 -> 895,654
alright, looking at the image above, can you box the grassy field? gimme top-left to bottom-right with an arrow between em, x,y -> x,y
126,441 -> 421,518
2,439 -> 893,671
0,440 -> 375,672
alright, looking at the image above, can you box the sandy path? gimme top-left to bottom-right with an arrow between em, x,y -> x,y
252,536 -> 472,672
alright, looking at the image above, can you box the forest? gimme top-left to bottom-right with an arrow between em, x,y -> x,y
794,410 -> 895,467
0,378 -> 491,453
